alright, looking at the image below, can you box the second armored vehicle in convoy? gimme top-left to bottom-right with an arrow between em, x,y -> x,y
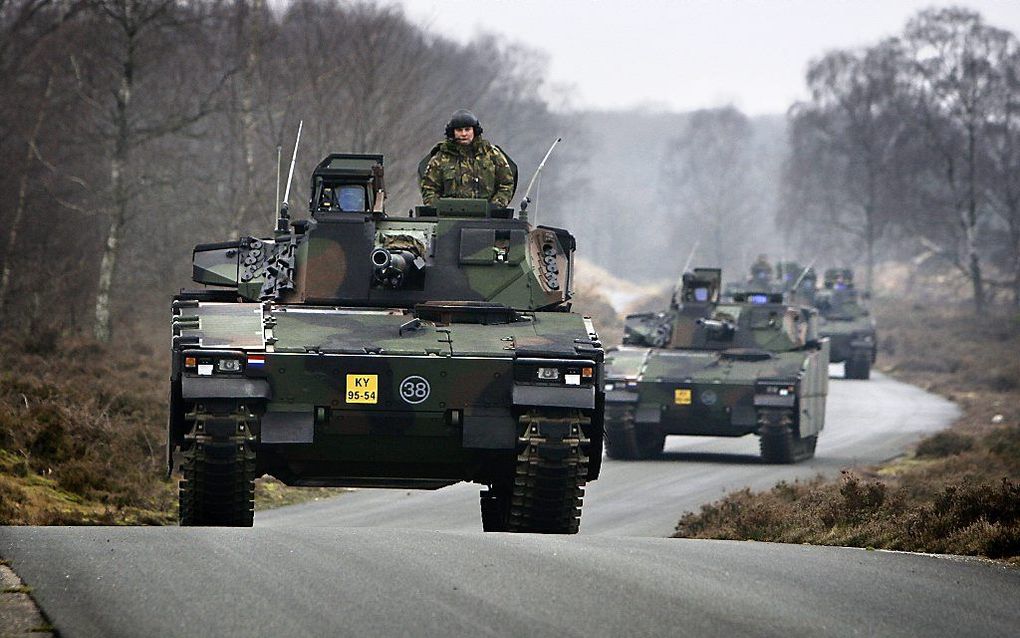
815,268 -> 877,380
604,268 -> 828,463
168,150 -> 604,533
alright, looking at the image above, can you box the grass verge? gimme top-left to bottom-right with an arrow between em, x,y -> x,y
0,330 -> 343,525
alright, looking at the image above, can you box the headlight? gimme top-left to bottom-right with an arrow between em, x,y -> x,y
537,367 -> 560,381
216,358 -> 243,373
605,382 -> 614,391
754,381 -> 798,407
756,382 -> 796,395
515,358 -> 596,386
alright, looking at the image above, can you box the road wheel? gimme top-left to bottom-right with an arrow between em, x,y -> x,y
179,404 -> 256,527
505,409 -> 589,534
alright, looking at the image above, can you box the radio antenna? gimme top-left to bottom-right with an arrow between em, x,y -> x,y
519,137 -> 561,224
276,120 -> 303,232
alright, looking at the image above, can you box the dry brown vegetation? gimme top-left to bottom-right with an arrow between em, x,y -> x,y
0,330 -> 175,524
0,329 -> 343,525
673,296 -> 1020,563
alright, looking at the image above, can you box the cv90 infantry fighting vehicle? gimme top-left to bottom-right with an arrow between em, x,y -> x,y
604,268 -> 828,463
815,268 -> 877,380
168,150 -> 604,533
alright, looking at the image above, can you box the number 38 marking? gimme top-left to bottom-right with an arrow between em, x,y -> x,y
399,375 -> 431,404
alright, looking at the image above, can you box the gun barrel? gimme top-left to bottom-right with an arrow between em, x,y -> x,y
371,248 -> 424,289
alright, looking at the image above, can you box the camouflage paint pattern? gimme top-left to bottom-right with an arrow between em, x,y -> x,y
606,268 -> 828,445
171,152 -> 604,492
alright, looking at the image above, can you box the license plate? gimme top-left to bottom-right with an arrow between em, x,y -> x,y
674,389 -> 692,405
346,374 -> 378,404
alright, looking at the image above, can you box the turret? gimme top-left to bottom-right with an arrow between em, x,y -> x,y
188,153 -> 576,313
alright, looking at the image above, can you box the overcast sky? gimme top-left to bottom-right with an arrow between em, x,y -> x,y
398,0 -> 1020,115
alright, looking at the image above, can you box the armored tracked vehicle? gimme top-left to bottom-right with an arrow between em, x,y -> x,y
815,268 -> 877,380
723,256 -> 782,301
169,152 -> 604,533
604,268 -> 828,463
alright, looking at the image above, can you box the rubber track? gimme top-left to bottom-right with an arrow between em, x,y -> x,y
758,408 -> 815,463
605,407 -> 663,460
179,405 -> 257,526
508,412 -> 590,534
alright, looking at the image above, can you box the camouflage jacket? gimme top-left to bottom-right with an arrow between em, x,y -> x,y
420,137 -> 514,208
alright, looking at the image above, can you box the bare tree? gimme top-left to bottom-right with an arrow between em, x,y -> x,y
0,72 -> 53,318
781,42 -> 908,293
660,106 -> 757,272
902,7 -> 1015,312
72,0 -> 227,340
983,43 -> 1020,306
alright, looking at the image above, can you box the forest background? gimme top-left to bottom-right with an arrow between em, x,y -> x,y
1,1 -> 1019,533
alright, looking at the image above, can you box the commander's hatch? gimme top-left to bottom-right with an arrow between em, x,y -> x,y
309,153 -> 385,216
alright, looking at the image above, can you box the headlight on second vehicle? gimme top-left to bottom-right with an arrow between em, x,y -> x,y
517,360 -> 596,386
754,381 -> 797,407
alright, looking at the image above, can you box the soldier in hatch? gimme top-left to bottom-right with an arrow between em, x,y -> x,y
749,254 -> 773,283
420,109 -> 515,209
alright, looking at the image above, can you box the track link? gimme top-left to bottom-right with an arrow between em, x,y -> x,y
179,403 -> 257,527
604,407 -> 664,460
507,410 -> 590,534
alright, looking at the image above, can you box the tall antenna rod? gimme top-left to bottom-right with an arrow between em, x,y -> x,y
671,239 -> 700,303
519,137 -> 561,224
791,258 -> 817,293
275,144 -> 282,225
276,120 -> 303,232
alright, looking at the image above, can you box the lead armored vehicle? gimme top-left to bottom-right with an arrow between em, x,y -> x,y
815,268 -> 877,380
604,268 -> 828,463
169,152 -> 604,533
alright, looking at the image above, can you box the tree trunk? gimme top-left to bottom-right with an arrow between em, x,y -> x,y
230,0 -> 263,238
94,33 -> 134,342
93,211 -> 122,342
1010,214 -> 1020,308
965,120 -> 985,313
0,74 -> 53,320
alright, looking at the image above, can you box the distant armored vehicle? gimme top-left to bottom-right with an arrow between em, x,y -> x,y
723,256 -> 784,301
815,268 -> 876,380
169,150 -> 604,533
604,268 -> 828,463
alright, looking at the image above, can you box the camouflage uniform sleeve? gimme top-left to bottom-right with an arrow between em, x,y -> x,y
490,148 -> 514,209
420,155 -> 444,206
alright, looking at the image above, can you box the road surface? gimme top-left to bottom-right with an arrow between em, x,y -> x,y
6,372 -> 1016,638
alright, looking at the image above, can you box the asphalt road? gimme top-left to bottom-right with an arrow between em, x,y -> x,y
4,371 -> 1018,638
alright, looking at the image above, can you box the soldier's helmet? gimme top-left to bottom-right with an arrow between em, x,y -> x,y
445,109 -> 483,138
